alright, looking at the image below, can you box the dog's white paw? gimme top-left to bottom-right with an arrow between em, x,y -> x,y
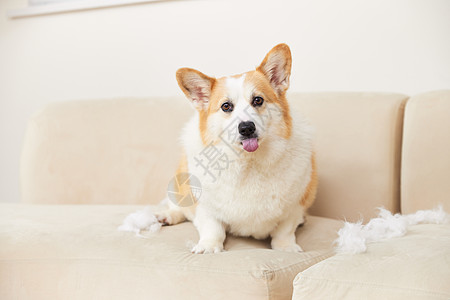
191,241 -> 223,254
154,210 -> 185,225
154,211 -> 174,225
271,241 -> 304,252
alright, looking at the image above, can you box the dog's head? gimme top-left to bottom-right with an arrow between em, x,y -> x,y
176,44 -> 292,153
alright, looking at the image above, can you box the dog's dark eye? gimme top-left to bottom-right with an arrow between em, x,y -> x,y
252,96 -> 264,107
221,102 -> 233,112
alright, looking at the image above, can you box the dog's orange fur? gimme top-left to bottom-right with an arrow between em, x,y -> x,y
300,154 -> 318,208
174,152 -> 197,207
198,110 -> 210,145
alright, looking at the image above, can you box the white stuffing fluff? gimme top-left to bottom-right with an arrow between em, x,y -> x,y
335,206 -> 449,254
118,207 -> 161,236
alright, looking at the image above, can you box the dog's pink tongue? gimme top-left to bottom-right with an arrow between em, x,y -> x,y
242,138 -> 259,152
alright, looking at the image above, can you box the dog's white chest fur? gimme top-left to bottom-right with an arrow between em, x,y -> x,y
183,113 -> 313,239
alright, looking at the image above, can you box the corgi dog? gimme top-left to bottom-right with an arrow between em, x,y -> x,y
156,44 -> 317,254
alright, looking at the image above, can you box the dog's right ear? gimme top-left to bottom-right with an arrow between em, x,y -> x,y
176,68 -> 216,111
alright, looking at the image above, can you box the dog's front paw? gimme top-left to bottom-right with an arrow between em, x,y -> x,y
154,209 -> 185,225
271,240 -> 304,252
191,241 -> 224,254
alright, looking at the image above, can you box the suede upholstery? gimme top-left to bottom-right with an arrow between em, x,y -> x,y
20,92 -> 408,222
2,91 -> 449,300
292,223 -> 450,300
293,93 -> 407,221
401,90 -> 450,213
0,204 -> 342,300
20,97 -> 192,205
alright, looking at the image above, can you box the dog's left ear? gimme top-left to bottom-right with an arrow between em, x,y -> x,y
257,43 -> 292,95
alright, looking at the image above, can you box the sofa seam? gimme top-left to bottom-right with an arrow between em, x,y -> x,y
395,96 -> 409,214
263,270 -> 271,300
0,251 -> 333,276
0,258 -> 267,275
261,250 -> 335,300
265,250 -> 335,274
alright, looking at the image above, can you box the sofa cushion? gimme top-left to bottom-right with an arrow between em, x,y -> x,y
292,92 -> 408,221
20,97 -> 193,205
0,204 -> 342,300
401,90 -> 450,213
292,223 -> 450,300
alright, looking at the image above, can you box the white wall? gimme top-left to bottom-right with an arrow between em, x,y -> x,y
1,0 -> 449,203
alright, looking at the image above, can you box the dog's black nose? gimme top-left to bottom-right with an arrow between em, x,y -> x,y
238,121 -> 256,137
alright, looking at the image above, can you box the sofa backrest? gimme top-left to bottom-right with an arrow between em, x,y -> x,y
20,92 -> 409,222
291,93 -> 408,221
401,90 -> 450,214
20,97 -> 192,206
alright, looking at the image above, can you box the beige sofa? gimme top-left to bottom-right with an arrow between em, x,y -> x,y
1,91 -> 449,300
